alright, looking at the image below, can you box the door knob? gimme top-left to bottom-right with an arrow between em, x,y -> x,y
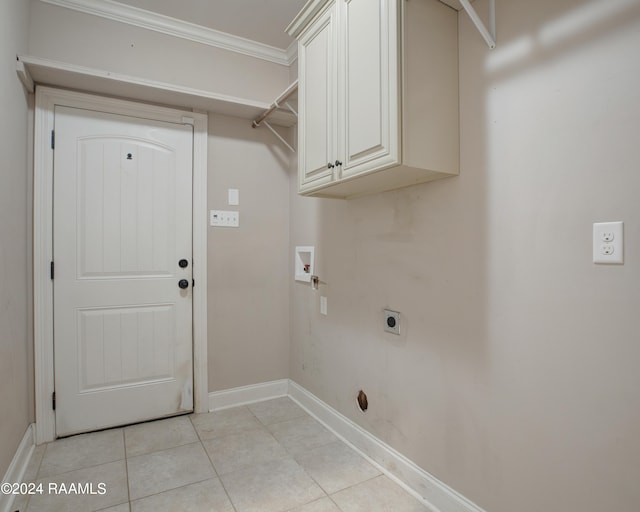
335,160 -> 342,167
178,259 -> 189,268
327,162 -> 335,169
178,279 -> 189,289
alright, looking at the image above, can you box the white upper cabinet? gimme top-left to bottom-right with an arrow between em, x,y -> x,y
341,0 -> 398,179
287,0 -> 459,199
298,2 -> 337,191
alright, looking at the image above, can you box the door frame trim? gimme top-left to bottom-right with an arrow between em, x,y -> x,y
34,86 -> 209,443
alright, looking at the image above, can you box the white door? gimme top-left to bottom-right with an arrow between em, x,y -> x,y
53,106 -> 194,436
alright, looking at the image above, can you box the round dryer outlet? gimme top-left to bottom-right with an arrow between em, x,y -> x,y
384,309 -> 400,335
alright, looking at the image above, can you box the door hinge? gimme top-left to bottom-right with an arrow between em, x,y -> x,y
50,261 -> 54,280
51,130 -> 55,150
192,279 -> 195,288
52,391 -> 56,411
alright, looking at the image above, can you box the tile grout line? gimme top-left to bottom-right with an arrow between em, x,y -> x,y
188,414 -> 239,512
327,494 -> 345,512
281,495 -> 344,512
289,443 -> 371,505
31,400 -> 426,512
126,476 -> 219,509
125,440 -> 214,503
268,430 -> 334,509
246,400 -> 349,509
29,457 -> 125,482
122,428 -> 131,510
123,421 -> 215,508
193,403 -> 331,512
266,399 -> 395,510
264,412 -> 342,464
254,398 -> 395,509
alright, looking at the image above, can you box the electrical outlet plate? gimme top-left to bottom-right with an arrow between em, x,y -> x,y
210,210 -> 239,227
593,221 -> 623,264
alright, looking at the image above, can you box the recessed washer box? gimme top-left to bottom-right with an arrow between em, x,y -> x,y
295,246 -> 315,282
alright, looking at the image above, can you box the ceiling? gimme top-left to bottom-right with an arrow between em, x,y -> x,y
114,0 -> 309,50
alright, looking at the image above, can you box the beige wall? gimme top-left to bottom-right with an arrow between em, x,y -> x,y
9,1 -> 639,509
207,114 -> 291,391
19,2 -> 294,415
28,1 -> 291,104
289,1 -> 640,511
25,2 -> 295,398
0,0 -> 33,477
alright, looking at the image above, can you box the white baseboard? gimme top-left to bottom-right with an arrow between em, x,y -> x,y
208,379 -> 289,411
208,379 -> 485,512
0,424 -> 35,512
288,381 -> 486,512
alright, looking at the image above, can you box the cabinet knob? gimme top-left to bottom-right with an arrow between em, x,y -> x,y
335,160 -> 342,167
327,162 -> 335,169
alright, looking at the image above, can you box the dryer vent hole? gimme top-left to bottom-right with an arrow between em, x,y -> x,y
357,390 -> 368,412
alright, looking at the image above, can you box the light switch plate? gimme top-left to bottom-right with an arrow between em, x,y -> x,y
593,221 -> 623,264
228,189 -> 239,206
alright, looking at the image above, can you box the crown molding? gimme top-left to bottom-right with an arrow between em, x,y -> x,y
286,0 -> 329,38
39,0 -> 298,66
285,41 -> 298,65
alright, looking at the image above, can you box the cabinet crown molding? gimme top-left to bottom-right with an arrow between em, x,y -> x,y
286,0 -> 332,39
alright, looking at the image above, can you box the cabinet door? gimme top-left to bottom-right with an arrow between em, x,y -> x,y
340,0 -> 400,179
298,3 -> 338,192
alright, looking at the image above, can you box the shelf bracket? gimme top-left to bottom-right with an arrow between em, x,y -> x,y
284,101 -> 298,118
459,0 -> 496,49
251,79 -> 298,127
251,80 -> 298,153
263,121 -> 296,153
16,57 -> 35,93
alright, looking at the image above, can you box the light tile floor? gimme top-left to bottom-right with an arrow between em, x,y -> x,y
13,397 -> 430,512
